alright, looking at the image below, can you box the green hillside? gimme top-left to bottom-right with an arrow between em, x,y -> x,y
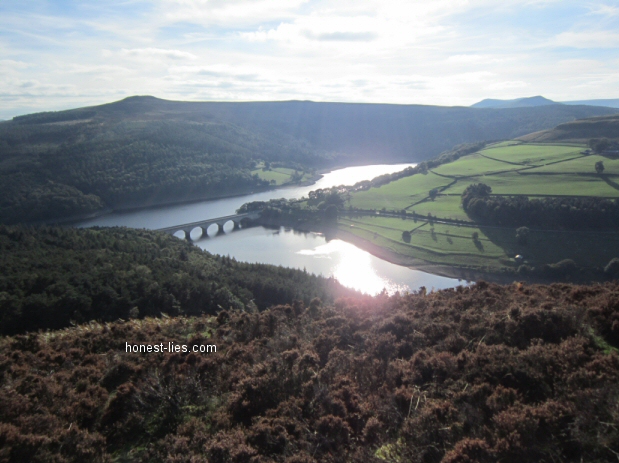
0,96 -> 616,224
342,141 -> 619,278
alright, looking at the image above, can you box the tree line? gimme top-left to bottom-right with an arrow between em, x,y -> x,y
461,182 -> 619,229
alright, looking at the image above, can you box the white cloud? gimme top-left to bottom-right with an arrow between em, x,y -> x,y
489,80 -> 529,90
446,54 -> 509,64
550,30 -> 619,49
119,48 -> 198,61
66,64 -> 132,75
168,63 -> 263,82
0,78 -> 78,97
239,2 -> 453,58
0,59 -> 30,70
303,31 -> 377,42
160,0 -> 309,25
587,3 -> 619,17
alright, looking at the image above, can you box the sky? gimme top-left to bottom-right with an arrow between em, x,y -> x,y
1,0 -> 619,119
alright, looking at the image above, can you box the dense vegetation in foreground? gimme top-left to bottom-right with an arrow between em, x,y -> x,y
1,96 -> 616,224
2,281 -> 619,462
0,226 -> 355,335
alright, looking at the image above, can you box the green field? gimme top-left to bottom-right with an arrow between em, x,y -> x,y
350,173 -> 453,210
340,216 -> 507,268
478,143 -> 582,165
431,153 -> 525,176
252,166 -> 313,186
525,154 -> 619,175
445,172 -> 619,197
342,142 -> 619,275
408,195 -> 471,221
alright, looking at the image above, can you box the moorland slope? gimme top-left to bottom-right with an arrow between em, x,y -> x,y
563,98 -> 619,108
519,114 -> 619,143
2,280 -> 619,461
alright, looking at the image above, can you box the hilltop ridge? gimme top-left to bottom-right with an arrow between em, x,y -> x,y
471,95 -> 559,109
518,113 -> 619,142
472,95 -> 619,110
562,98 -> 619,108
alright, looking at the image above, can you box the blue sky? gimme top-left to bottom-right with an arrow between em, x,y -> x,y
1,0 -> 618,119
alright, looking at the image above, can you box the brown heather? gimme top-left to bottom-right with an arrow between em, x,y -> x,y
2,282 -> 619,462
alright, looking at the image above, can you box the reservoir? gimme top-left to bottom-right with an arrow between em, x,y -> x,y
77,164 -> 465,295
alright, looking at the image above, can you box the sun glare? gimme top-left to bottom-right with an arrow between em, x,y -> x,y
298,239 -> 409,295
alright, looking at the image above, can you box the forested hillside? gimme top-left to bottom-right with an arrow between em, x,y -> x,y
0,96 -> 616,224
0,226 -> 355,335
2,281 -> 619,461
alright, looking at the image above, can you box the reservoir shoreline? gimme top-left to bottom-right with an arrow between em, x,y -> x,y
73,163 -> 468,294
59,176 -> 324,226
65,159 -> 416,227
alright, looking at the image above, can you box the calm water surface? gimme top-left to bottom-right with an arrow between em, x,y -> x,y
195,227 -> 463,295
77,164 -> 466,295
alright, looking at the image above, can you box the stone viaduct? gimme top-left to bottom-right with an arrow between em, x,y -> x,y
156,211 -> 261,240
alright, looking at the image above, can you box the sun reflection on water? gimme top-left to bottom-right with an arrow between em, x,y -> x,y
297,239 -> 410,296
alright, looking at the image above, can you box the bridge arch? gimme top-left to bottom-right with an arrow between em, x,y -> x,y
189,227 -> 204,241
206,223 -> 220,237
173,230 -> 186,240
222,219 -> 236,233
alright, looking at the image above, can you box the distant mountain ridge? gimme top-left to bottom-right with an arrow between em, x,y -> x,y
12,95 -> 616,160
473,95 -> 619,109
562,98 -> 619,109
471,96 -> 558,109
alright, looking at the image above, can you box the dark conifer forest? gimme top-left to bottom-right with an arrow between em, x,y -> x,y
0,226 -> 355,335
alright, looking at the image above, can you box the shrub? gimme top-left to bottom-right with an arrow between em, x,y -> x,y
516,226 -> 530,245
